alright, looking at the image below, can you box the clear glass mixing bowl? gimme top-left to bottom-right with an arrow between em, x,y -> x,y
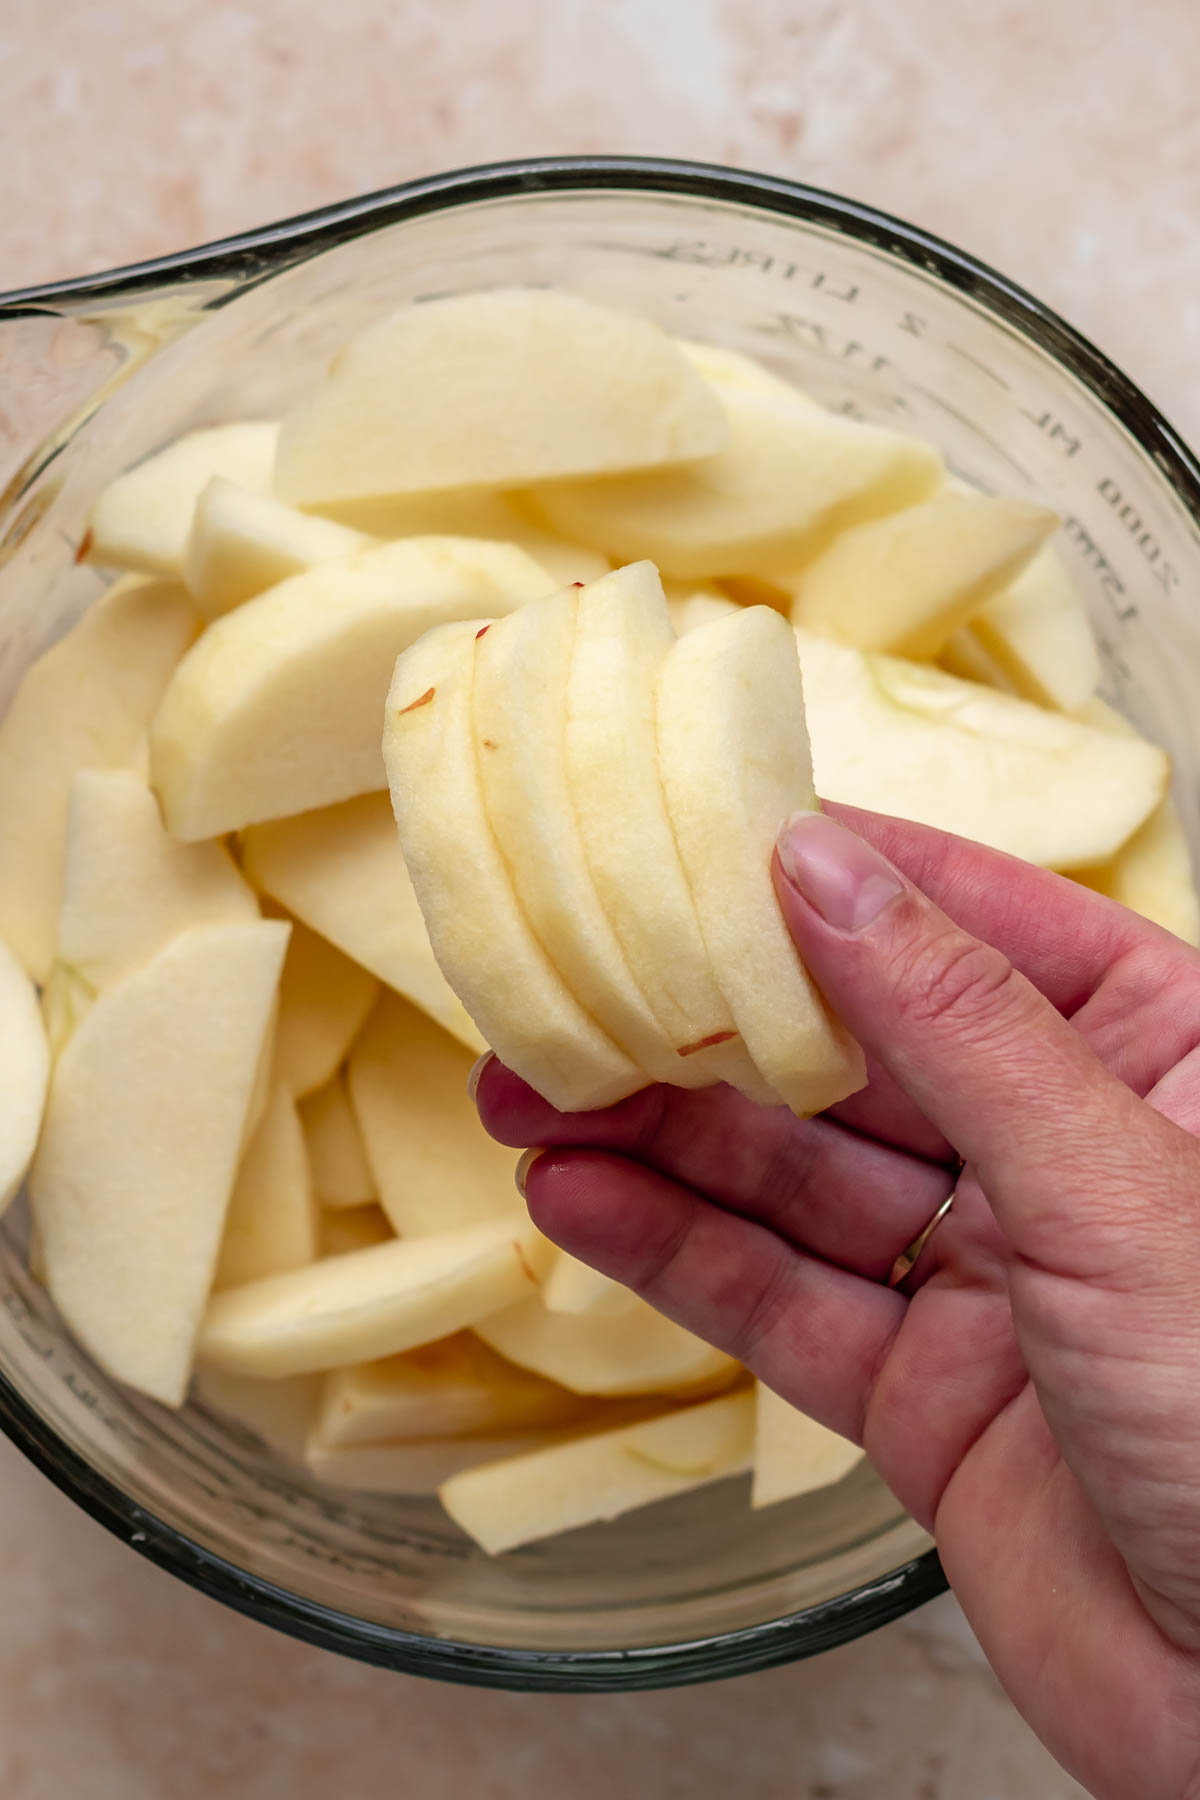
1,156 -> 1198,1691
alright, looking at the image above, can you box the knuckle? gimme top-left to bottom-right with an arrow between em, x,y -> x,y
889,925 -> 1020,1038
724,1250 -> 797,1367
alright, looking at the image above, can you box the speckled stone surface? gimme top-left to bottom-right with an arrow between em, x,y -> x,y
3,1 -> 1193,1791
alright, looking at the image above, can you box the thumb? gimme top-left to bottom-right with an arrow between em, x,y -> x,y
773,809 -> 1198,1285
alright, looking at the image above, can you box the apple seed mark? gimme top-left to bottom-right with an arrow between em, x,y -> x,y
74,528 -> 93,563
677,1029 -> 738,1058
475,625 -> 491,640
397,686 -> 436,715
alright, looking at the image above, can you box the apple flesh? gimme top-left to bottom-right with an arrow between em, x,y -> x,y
271,918 -> 379,1099
0,934 -> 50,1213
750,1382 -> 864,1508
474,1291 -> 739,1396
299,1074 -> 376,1209
183,477 -> 372,617
213,1082 -> 319,1290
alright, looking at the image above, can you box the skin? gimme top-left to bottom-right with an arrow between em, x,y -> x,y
473,804 -> 1200,1800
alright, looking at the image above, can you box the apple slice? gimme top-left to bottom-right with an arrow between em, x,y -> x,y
0,576 -> 197,981
312,1334 -> 583,1448
474,586 -> 683,1083
384,620 -> 643,1112
540,1250 -> 641,1319
274,288 -> 727,507
663,584 -> 740,635
197,1213 -> 551,1378
192,1367 -> 320,1459
320,1203 -> 394,1257
938,625 -> 1019,691
786,492 -> 1058,659
969,545 -> 1102,713
43,768 -> 258,1051
531,381 -> 942,580
241,794 -> 483,1054
1075,799 -> 1200,945
657,608 -> 866,1114
213,1082 -> 319,1289
474,1292 -> 739,1396
750,1382 -> 864,1508
183,478 -> 372,617
272,919 -> 379,1099
30,919 -> 289,1405
86,422 -> 281,576
440,1389 -> 755,1554
798,628 -> 1170,869
674,338 -> 806,397
299,1075 -> 376,1209
0,934 -> 50,1213
305,1430 -> 568,1495
347,991 -> 517,1235
151,535 -> 555,839
565,564 -> 773,1097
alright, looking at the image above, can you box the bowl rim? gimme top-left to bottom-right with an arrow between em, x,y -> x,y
7,149 -> 1199,1690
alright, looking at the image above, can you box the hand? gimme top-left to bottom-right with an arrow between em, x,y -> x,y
473,804 -> 1200,1800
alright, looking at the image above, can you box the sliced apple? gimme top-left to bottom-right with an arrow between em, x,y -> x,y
663,584 -> 741,635
183,478 -> 372,617
299,1074 -> 376,1209
938,625 -> 1019,691
151,535 -> 556,839
440,1389 -> 755,1554
43,768 -> 257,1051
474,586 -> 686,1083
384,620 -> 644,1112
786,492 -> 1057,659
320,1203 -> 394,1257
86,422 -> 281,577
1075,799 -> 1200,945
241,794 -> 483,1054
192,1366 -> 320,1459
675,338 -> 805,397
305,1429 -> 569,1495
970,545 -> 1101,713
198,1213 -> 551,1378
798,628 -> 1169,869
213,1082 -> 319,1290
312,1333 -> 582,1447
30,920 -> 289,1405
540,1250 -> 641,1319
474,1291 -> 739,1396
346,991 -> 516,1235
657,608 -> 866,1114
0,576 -> 197,981
272,919 -> 379,1099
0,934 -> 50,1212
751,1381 -> 864,1508
531,381 -> 942,580
274,288 -> 727,508
564,564 -> 772,1097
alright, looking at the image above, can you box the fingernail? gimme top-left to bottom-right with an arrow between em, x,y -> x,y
776,811 -> 904,931
466,1051 -> 494,1103
514,1147 -> 543,1199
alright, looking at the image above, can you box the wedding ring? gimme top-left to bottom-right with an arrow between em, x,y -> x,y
887,1189 -> 957,1289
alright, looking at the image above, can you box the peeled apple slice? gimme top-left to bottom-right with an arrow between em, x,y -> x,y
656,608 -> 866,1114
271,919 -> 379,1099
29,920 -> 289,1406
751,1382 -> 864,1508
1075,798 -> 1200,945
320,1204 -> 394,1257
474,1292 -> 739,1397
0,576 -> 197,982
86,422 -> 281,576
192,1366 -> 320,1460
969,544 -> 1102,713
564,565 -> 772,1098
213,1082 -> 319,1290
531,380 -> 942,580
305,1430 -> 567,1496
440,1389 -> 755,1554
0,934 -> 50,1212
150,535 -> 554,838
785,492 -> 1058,659
274,287 -> 727,507
183,478 -> 372,617
663,584 -> 741,635
197,1213 -> 552,1378
312,1334 -> 583,1448
798,628 -> 1169,869
384,620 -> 643,1112
299,1075 -> 376,1209
44,768 -> 257,1050
541,1250 -> 642,1319
241,794 -> 482,1053
346,991 -> 516,1235
474,586 -> 683,1084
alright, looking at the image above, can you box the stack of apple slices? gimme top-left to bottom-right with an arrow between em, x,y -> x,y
0,284 -> 1190,1560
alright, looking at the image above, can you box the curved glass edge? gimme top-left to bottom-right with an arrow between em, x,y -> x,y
0,1362 -> 945,1689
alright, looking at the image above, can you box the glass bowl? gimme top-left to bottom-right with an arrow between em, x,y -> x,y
1,155 -> 1198,1693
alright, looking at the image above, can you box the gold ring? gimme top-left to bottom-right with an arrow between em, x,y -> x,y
887,1190 -> 956,1289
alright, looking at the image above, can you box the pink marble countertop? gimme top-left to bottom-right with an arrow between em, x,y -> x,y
5,1 -> 1197,1792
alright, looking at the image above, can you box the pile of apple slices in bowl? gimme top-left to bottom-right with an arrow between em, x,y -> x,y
0,289 -> 1190,1557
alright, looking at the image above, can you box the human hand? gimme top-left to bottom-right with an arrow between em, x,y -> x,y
473,804 -> 1200,1800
